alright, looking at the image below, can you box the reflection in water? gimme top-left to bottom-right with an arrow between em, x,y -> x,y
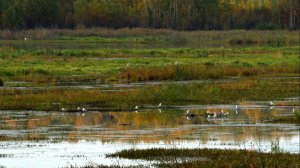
0,105 -> 299,167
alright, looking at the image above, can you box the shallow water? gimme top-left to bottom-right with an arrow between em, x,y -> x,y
0,103 -> 299,167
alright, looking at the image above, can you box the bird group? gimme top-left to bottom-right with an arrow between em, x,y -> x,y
134,102 -> 162,113
61,106 -> 88,112
207,109 -> 229,118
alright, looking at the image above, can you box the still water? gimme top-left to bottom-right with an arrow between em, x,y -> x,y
0,103 -> 299,167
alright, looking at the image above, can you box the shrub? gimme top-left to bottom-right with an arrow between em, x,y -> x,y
255,22 -> 279,30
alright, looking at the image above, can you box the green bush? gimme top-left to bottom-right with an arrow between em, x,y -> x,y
255,22 -> 279,30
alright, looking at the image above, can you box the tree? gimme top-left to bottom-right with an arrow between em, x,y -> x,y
3,0 -> 26,29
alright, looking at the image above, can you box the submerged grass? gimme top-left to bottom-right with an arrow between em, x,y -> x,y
107,148 -> 300,168
0,154 -> 12,158
269,111 -> 300,124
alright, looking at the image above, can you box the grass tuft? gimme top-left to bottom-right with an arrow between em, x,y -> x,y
107,148 -> 300,168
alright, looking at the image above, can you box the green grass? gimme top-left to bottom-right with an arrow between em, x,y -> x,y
0,30 -> 299,111
0,79 -> 298,111
0,45 -> 298,83
0,29 -> 299,45
107,148 -> 300,168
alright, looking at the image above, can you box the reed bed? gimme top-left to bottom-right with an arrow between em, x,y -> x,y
121,64 -> 299,82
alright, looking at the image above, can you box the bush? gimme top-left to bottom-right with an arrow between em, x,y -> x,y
0,78 -> 3,86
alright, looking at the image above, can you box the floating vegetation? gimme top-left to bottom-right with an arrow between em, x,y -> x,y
0,135 -> 49,141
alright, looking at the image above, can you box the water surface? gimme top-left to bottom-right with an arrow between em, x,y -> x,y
0,103 -> 299,167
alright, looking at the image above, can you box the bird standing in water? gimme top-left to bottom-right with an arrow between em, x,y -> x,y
186,110 -> 196,117
157,103 -> 162,108
134,106 -> 139,113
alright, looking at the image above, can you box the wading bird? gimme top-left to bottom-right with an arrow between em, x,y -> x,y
207,110 -> 214,118
186,110 -> 196,117
134,106 -> 139,113
157,103 -> 162,108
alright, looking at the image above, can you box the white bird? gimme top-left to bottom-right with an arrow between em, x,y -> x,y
292,108 -> 295,113
235,105 -> 240,110
134,106 -> 139,113
24,38 -> 27,41
82,108 -> 87,112
77,107 -> 81,111
61,108 -> 66,111
157,103 -> 162,108
269,101 -> 274,106
207,110 -> 214,118
186,110 -> 196,117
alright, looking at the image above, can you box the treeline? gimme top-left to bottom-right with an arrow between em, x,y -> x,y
0,0 -> 298,30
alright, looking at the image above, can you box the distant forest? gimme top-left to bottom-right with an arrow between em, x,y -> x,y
0,0 -> 299,30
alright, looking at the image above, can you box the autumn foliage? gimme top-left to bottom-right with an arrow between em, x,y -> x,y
0,0 -> 298,30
